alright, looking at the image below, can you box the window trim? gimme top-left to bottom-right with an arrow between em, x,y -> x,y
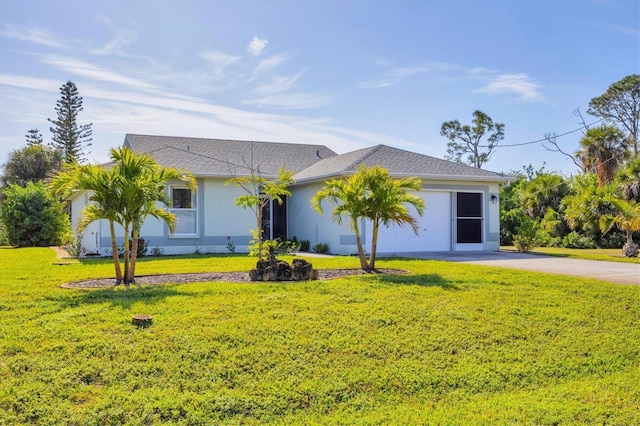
168,185 -> 199,238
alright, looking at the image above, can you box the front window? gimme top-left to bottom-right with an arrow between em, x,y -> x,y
170,186 -> 197,236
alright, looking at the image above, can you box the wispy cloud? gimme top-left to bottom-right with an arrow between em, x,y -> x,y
0,25 -> 66,48
247,36 -> 268,55
38,54 -> 161,92
90,30 -> 137,55
252,72 -> 304,95
474,73 -> 544,102
200,50 -> 242,68
242,93 -> 332,109
359,64 -> 430,89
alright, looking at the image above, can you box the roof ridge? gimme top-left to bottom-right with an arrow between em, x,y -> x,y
344,144 -> 385,171
125,133 -> 334,150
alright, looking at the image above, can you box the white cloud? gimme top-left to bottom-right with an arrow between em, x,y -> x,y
247,36 -> 268,55
200,50 -> 242,68
243,93 -> 332,109
359,79 -> 398,89
37,54 -> 161,91
252,72 -> 304,95
474,73 -> 544,101
91,30 -> 137,55
0,25 -> 66,48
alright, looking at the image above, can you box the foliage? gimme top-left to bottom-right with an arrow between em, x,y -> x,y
616,157 -> 640,202
25,128 -> 44,146
312,242 -> 329,253
48,80 -> 93,163
150,246 -> 163,257
576,125 -> 628,185
49,147 -> 195,286
512,217 -> 538,253
0,181 -> 71,247
226,166 -> 295,260
588,74 -> 640,158
226,236 -> 236,253
1,143 -> 63,189
299,239 -> 310,252
501,246 -> 640,263
64,234 -> 84,258
599,197 -> 640,257
1,248 -> 639,424
561,231 -> 598,249
563,174 -> 616,238
312,165 -> 424,270
440,110 -> 505,168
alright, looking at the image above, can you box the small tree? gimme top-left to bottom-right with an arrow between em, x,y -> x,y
226,166 -> 294,259
312,165 -> 424,271
440,110 -> 505,168
48,80 -> 93,163
588,74 -> 640,158
0,181 -> 71,247
599,198 -> 640,257
1,144 -> 63,189
26,129 -> 44,146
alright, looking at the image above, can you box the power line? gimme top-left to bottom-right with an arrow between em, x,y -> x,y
481,119 -> 604,148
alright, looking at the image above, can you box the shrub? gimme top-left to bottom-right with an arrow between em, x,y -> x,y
562,231 -> 597,249
513,218 -> 538,253
312,242 -> 329,253
64,234 -> 85,258
299,239 -> 310,252
0,182 -> 71,247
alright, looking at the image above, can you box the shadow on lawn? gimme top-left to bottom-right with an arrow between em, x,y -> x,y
374,273 -> 460,290
48,285 -> 191,310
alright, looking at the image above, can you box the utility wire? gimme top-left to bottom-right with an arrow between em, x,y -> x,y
480,119 -> 604,148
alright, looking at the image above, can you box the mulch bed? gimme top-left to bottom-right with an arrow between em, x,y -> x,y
61,268 -> 408,289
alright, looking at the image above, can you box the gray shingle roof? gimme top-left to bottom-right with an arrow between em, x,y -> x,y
293,144 -> 508,181
124,134 -> 337,177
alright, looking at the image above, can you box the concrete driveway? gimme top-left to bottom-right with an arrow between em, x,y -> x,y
393,251 -> 640,286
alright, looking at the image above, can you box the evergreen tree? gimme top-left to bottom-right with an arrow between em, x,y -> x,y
48,80 -> 93,163
25,129 -> 43,146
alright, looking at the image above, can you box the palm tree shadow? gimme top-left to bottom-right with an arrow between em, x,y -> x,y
372,273 -> 461,290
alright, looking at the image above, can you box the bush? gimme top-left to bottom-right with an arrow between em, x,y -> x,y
561,231 -> 597,249
0,182 -> 71,247
312,242 -> 329,253
299,239 -> 310,252
513,218 -> 538,253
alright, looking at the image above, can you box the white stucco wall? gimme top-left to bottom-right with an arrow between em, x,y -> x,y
288,182 -> 358,255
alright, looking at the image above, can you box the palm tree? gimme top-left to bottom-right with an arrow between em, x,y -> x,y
110,148 -> 196,286
616,158 -> 640,202
599,198 -> 640,257
360,167 -> 424,270
576,125 -> 629,186
312,165 -> 424,271
49,162 -> 125,283
312,171 -> 369,270
49,147 -> 196,287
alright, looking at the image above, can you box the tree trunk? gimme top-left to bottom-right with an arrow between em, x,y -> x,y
122,223 -> 131,288
109,220 -> 123,284
128,230 -> 139,285
353,219 -> 370,271
369,221 -> 379,271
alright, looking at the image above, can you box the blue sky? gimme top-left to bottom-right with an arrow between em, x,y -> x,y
1,0 -> 638,175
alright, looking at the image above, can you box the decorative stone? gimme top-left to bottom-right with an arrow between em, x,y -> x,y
132,314 -> 152,327
249,255 -> 317,281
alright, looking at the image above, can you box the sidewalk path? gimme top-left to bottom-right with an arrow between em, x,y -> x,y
393,251 -> 640,286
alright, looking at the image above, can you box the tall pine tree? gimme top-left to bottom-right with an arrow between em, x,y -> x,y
25,129 -> 44,146
48,81 -> 93,163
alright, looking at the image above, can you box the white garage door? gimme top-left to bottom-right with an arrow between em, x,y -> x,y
367,191 -> 452,253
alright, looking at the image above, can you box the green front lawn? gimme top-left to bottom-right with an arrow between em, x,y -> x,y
1,248 -> 638,425
502,246 -> 640,264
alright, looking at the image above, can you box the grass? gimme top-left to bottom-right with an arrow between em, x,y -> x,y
1,248 -> 639,425
501,245 -> 640,264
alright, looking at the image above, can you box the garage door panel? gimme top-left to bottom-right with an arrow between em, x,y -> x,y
368,191 -> 451,253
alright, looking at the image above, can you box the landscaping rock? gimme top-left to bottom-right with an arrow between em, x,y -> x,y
249,255 -> 318,281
